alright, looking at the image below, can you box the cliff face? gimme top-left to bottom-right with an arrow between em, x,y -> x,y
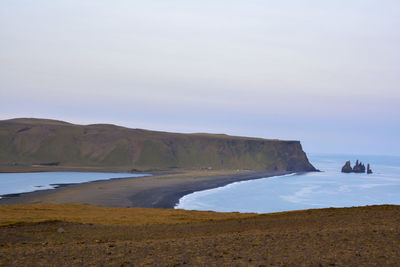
0,118 -> 316,172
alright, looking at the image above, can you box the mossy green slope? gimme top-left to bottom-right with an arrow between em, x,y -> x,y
0,118 -> 316,172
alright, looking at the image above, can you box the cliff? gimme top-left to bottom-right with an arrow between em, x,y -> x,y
0,118 -> 317,172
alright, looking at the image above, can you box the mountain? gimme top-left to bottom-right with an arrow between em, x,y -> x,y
0,118 -> 316,172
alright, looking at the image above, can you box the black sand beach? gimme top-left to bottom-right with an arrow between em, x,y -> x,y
0,171 -> 290,208
0,170 -> 292,208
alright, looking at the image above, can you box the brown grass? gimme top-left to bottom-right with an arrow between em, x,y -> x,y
1,204 -> 400,266
0,203 -> 255,226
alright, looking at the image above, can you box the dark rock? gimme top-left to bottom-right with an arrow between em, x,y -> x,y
367,163 -> 373,174
341,161 -> 353,173
342,160 -> 372,173
353,160 -> 366,173
38,161 -> 60,166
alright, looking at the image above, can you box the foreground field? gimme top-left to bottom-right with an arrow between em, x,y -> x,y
1,204 -> 399,266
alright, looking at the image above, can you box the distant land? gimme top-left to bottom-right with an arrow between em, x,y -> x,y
0,118 -> 316,172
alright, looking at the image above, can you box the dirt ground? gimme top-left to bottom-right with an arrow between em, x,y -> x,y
1,204 -> 399,266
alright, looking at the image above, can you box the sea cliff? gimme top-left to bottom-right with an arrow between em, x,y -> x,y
0,118 -> 316,172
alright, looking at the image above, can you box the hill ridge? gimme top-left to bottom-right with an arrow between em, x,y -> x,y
3,118 -> 294,142
0,118 -> 316,172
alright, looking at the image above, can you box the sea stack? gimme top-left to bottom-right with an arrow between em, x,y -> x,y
367,163 -> 373,174
353,160 -> 366,173
341,160 -> 369,173
341,161 -> 353,173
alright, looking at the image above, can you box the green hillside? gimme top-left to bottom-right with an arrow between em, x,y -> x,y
0,118 -> 316,172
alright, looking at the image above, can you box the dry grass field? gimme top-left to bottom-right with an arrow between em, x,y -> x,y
1,204 -> 400,266
0,203 -> 254,226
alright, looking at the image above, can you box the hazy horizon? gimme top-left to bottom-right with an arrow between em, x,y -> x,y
1,1 -> 399,156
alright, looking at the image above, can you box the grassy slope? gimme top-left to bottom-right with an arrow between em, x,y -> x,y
0,118 -> 316,172
0,203 -> 254,226
1,203 -> 398,227
1,204 -> 399,266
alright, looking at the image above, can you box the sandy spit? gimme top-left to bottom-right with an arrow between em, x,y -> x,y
0,170 -> 292,208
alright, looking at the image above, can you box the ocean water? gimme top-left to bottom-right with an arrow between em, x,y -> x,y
175,154 -> 400,213
0,172 -> 150,197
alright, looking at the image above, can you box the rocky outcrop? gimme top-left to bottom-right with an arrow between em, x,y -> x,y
353,160 -> 366,173
367,164 -> 373,174
341,161 -> 353,173
341,160 -> 372,174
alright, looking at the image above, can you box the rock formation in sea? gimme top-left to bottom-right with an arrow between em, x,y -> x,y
353,160 -> 366,173
367,163 -> 373,174
341,161 -> 353,173
341,160 -> 370,173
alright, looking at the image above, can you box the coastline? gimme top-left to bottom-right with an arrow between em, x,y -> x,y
0,173 -> 152,199
0,170 -> 293,208
0,165 -> 137,173
174,172 -> 298,210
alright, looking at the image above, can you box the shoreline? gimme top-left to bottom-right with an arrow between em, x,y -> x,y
174,172 -> 297,209
129,170 -> 294,209
0,172 -> 153,200
0,170 -> 294,208
0,165 -> 139,173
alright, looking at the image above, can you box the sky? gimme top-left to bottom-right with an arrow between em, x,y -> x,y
1,0 -> 399,156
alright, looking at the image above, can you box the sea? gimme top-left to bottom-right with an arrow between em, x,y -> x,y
175,154 -> 400,213
0,172 -> 149,198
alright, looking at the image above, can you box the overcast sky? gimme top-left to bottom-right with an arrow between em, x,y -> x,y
1,0 -> 399,156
